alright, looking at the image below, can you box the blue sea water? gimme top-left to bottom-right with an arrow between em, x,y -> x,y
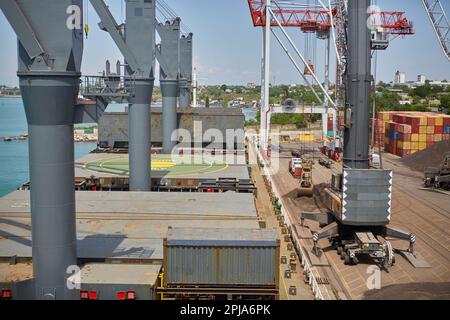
0,97 -> 96,197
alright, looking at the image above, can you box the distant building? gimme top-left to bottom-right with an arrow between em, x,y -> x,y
394,71 -> 406,84
247,82 -> 257,89
429,99 -> 441,106
417,74 -> 427,84
429,80 -> 450,87
398,92 -> 410,100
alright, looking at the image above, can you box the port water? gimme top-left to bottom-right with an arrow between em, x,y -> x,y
0,97 -> 96,196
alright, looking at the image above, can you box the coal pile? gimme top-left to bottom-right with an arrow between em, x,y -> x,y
363,282 -> 450,300
313,183 -> 330,212
281,183 -> 329,213
401,140 -> 450,172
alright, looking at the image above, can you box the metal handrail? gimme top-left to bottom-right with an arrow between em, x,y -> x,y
80,74 -> 136,97
251,139 -> 327,300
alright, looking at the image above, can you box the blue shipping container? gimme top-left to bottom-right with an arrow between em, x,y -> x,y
389,131 -> 398,140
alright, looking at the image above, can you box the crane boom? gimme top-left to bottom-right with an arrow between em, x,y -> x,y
423,0 -> 450,62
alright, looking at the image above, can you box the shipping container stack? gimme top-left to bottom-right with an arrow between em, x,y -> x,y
378,111 -> 450,158
371,111 -> 397,149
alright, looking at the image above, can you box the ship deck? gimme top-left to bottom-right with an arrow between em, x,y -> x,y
0,191 -> 260,263
74,153 -> 250,180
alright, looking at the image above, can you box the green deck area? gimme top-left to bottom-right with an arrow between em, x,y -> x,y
84,154 -> 229,177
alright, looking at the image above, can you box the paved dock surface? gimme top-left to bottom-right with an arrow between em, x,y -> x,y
266,140 -> 450,299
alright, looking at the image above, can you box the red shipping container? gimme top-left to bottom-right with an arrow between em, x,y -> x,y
427,117 -> 435,126
444,117 -> 450,126
393,115 -> 405,124
390,122 -> 399,132
411,124 -> 420,134
444,134 -> 450,141
403,116 -> 412,126
397,149 -> 410,157
398,133 -> 411,141
426,135 -> 434,142
435,126 -> 443,134
404,116 -> 419,126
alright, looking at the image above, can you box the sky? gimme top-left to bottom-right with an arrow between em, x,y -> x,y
0,0 -> 449,87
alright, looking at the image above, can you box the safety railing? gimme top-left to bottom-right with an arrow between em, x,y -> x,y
80,75 -> 136,99
250,137 -> 328,300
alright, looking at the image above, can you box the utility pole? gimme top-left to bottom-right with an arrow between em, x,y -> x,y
192,68 -> 198,108
322,31 -> 331,150
260,0 -> 271,153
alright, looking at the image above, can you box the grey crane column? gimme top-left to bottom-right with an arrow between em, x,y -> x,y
343,0 -> 371,169
90,0 -> 156,191
157,18 -> 181,154
0,0 -> 84,299
128,79 -> 153,190
179,33 -> 193,108
124,0 -> 155,191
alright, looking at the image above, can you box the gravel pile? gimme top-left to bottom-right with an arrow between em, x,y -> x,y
363,282 -> 450,300
401,140 -> 450,172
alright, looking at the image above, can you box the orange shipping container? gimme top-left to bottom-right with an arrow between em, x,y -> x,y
400,141 -> 411,149
411,142 -> 419,150
419,142 -> 427,150
426,135 -> 434,143
419,117 -> 427,126
411,134 -> 419,142
419,134 -> 427,142
426,126 -> 435,134
435,117 -> 443,126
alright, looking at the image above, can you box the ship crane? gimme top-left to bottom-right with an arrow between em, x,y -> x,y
247,0 -> 415,157
298,0 -> 424,270
248,0 -> 414,34
423,0 -> 450,62
248,1 -> 334,31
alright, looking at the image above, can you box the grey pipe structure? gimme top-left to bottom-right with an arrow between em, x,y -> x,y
0,0 -> 84,299
179,33 -> 193,108
343,0 -> 371,169
90,0 -> 156,191
157,18 -> 181,154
